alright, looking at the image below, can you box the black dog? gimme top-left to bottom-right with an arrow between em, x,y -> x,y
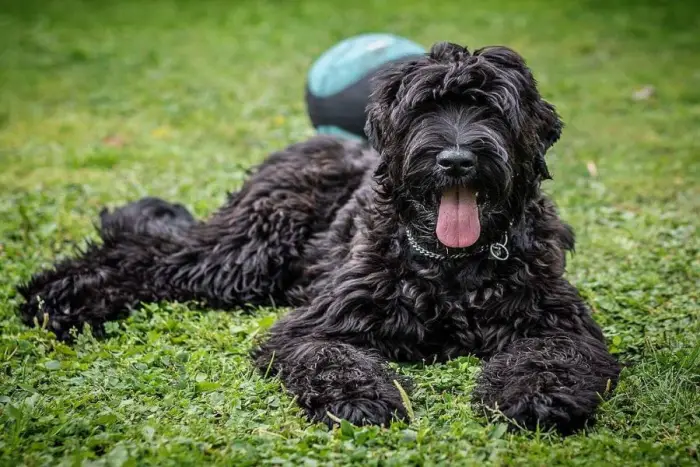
17,42 -> 620,435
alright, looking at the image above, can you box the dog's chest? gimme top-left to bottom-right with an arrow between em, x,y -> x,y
396,271 -> 504,359
406,262 -> 503,310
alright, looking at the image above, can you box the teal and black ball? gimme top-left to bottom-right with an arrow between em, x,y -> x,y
305,33 -> 426,141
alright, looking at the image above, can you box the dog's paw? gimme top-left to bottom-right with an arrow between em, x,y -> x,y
16,272 -> 108,341
18,289 -> 90,341
472,384 -> 588,435
314,396 -> 410,428
472,336 -> 619,435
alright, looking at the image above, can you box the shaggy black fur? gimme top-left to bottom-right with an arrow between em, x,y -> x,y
16,42 -> 620,435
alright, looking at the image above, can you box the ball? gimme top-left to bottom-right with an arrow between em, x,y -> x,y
305,33 -> 426,141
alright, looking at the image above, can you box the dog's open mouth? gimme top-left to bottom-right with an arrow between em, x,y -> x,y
436,186 -> 481,248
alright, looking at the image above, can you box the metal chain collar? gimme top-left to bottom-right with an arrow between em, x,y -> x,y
406,228 -> 511,262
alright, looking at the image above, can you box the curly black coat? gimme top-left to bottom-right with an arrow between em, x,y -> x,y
17,42 -> 620,435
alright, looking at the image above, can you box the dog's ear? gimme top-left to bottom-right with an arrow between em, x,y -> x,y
474,46 -> 563,180
531,98 -> 563,180
363,100 -> 387,155
364,61 -> 414,153
362,64 -> 404,202
364,64 -> 404,187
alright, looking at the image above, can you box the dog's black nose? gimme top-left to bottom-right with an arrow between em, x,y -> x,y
436,149 -> 475,176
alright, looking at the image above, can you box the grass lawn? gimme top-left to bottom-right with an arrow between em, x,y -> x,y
1,0 -> 699,465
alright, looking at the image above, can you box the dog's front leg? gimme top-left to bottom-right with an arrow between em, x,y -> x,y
472,333 -> 620,435
253,331 -> 410,428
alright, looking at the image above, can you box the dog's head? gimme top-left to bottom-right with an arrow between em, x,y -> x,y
365,42 -> 562,252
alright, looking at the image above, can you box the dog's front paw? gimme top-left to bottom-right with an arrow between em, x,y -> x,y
473,373 -> 590,435
313,395 -> 410,428
471,336 -> 620,435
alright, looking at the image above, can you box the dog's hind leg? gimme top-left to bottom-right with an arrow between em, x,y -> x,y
15,223 -> 194,340
16,136 -> 375,340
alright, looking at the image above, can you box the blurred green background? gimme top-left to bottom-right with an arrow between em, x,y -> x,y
0,0 -> 698,465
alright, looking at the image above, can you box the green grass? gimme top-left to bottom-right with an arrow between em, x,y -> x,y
1,0 -> 699,465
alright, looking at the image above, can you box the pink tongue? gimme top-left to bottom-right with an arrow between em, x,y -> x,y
436,187 -> 481,248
